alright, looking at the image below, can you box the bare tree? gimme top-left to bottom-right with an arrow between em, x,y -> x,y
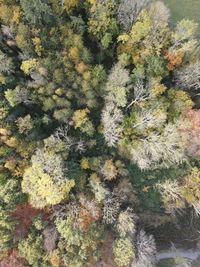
131,105 -> 167,130
132,230 -> 156,267
127,81 -> 150,108
156,180 -> 183,213
54,125 -> 86,153
32,148 -> 66,182
102,102 -> 123,147
117,208 -> 136,237
175,61 -> 200,92
118,0 -> 152,31
103,194 -> 120,224
149,1 -> 170,25
130,123 -> 186,170
105,62 -> 130,107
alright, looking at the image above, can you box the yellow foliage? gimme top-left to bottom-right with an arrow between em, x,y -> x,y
22,163 -> 75,208
0,4 -> 13,24
87,0 -> 97,5
32,37 -> 43,56
90,172 -> 100,182
68,47 -> 80,62
83,71 -> 91,81
75,62 -> 88,74
81,158 -> 90,170
11,6 -> 21,24
4,159 -> 17,172
118,9 -> 170,64
63,0 -> 79,12
21,59 -> 38,74
72,108 -> 94,135
150,79 -> 167,97
5,137 -> 18,148
48,249 -> 61,267
102,159 -> 118,181
0,4 -> 21,25
16,115 -> 33,134
72,108 -> 90,128
0,74 -> 6,84
0,128 -> 10,136
117,34 -> 129,44
129,10 -> 151,44
0,107 -> 8,120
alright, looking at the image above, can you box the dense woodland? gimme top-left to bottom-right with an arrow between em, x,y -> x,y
0,0 -> 200,266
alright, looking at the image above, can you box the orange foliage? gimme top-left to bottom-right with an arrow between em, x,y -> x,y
180,109 -> 200,157
75,62 -> 88,74
165,50 -> 184,71
77,209 -> 95,232
0,249 -> 25,267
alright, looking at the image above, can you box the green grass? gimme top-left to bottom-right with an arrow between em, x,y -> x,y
164,0 -> 200,33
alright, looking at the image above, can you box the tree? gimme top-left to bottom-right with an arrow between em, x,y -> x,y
0,208 -> 16,254
20,58 -> 39,75
72,108 -> 95,136
62,0 -> 79,12
5,86 -> 33,107
113,237 -> 135,267
117,0 -> 152,31
103,194 -> 120,224
0,51 -> 14,74
22,148 -> 75,208
55,211 -> 104,267
180,109 -> 200,157
156,180 -> 184,213
120,123 -> 186,170
101,159 -> 118,181
101,102 -> 123,147
117,208 -> 136,237
175,61 -> 200,91
0,0 -> 199,265
173,19 -> 198,48
181,168 -> 200,215
20,0 -> 54,25
105,62 -> 130,107
132,230 -> 156,267
16,115 -> 34,134
18,233 -> 46,266
87,0 -> 119,48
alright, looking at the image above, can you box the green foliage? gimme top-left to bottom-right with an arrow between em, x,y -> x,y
56,216 -> 104,267
5,86 -> 31,107
0,178 -> 24,209
0,208 -> 16,253
87,0 -> 119,48
0,51 -> 14,74
18,233 -> 46,266
20,0 -> 54,25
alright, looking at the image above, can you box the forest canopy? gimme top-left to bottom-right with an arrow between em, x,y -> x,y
0,0 -> 200,266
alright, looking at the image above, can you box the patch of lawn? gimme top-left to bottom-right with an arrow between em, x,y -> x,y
164,0 -> 200,33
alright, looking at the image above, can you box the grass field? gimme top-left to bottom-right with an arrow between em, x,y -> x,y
164,0 -> 200,34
